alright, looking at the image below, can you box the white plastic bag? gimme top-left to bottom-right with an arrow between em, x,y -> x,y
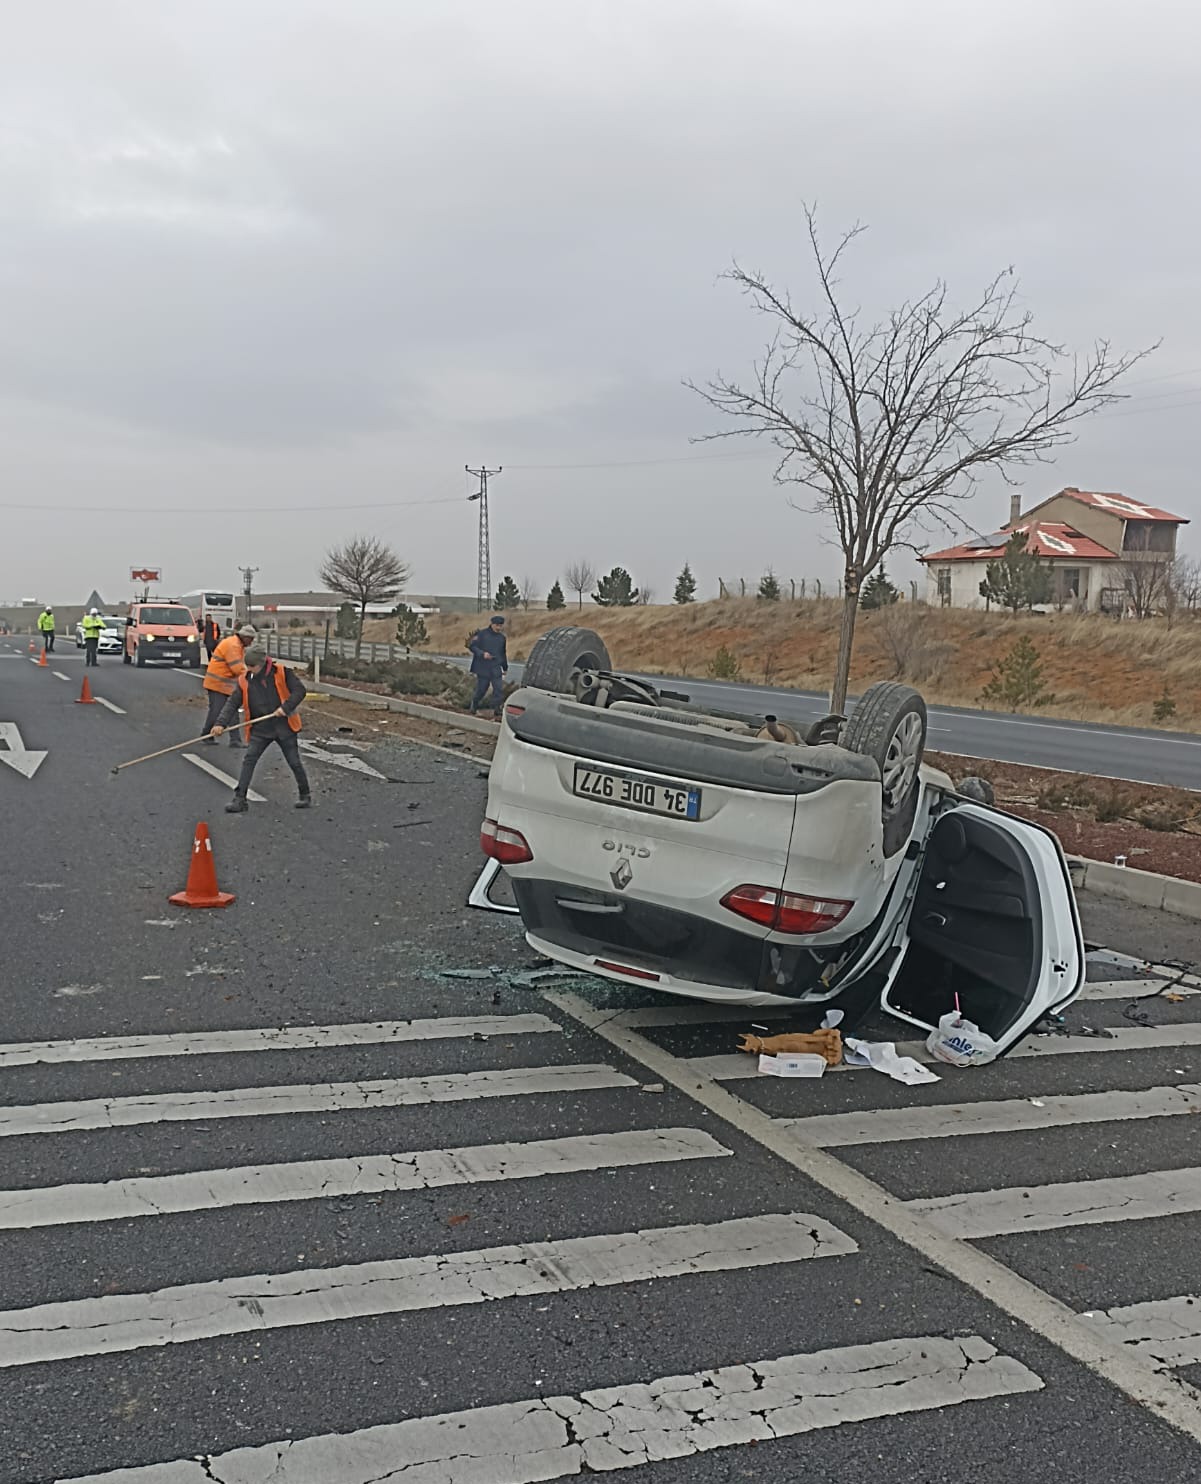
926,1013 -> 1001,1068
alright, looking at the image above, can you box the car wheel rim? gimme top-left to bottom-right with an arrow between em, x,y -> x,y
881,712 -> 923,812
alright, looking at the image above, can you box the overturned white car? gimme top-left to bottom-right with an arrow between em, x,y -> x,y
478,626 -> 1085,1058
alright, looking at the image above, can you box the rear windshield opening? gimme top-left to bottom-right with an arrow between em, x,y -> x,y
138,607 -> 193,626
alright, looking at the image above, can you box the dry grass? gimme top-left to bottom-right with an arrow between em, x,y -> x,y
354,599 -> 1201,729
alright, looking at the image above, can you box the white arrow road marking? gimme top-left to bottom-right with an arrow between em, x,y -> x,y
0,722 -> 48,779
299,738 -> 388,780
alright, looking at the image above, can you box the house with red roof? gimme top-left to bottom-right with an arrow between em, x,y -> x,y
920,488 -> 1189,611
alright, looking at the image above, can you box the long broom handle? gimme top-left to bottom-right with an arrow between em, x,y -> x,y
111,710 -> 280,773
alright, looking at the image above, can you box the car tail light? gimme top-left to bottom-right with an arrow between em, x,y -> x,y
504,704 -> 526,720
720,885 -> 853,935
480,818 -> 534,866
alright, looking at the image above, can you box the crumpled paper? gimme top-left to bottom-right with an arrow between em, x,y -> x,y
843,1037 -> 940,1085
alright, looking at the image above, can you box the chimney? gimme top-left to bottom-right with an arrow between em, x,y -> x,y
1008,493 -> 1022,527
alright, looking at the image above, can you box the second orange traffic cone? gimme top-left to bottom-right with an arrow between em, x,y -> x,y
75,676 -> 96,704
27,638 -> 34,653
37,649 -> 48,667
169,822 -> 236,909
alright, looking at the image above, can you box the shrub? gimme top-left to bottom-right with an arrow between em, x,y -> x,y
709,645 -> 741,679
1152,687 -> 1177,723
981,636 -> 1054,711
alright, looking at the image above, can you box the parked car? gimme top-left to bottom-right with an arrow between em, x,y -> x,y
123,601 -> 202,667
478,626 -> 1084,1059
74,616 -> 125,654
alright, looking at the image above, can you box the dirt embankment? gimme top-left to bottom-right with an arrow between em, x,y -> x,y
360,598 -> 1201,731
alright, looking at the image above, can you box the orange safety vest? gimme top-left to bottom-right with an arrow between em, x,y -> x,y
236,661 -> 302,742
202,634 -> 248,695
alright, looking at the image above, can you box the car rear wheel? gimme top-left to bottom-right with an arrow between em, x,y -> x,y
123,648 -> 131,665
523,626 -> 612,694
841,681 -> 927,857
135,647 -> 146,668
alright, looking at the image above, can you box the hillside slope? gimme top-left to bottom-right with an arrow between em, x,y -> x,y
373,599 -> 1201,728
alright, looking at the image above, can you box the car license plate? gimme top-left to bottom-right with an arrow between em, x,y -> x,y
573,766 -> 701,820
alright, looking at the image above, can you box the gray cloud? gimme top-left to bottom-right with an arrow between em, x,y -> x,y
0,0 -> 1196,602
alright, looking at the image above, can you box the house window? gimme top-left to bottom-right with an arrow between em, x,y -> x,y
1056,567 -> 1082,602
1122,521 -> 1175,555
936,567 -> 952,606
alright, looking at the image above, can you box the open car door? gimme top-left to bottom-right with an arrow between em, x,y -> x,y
881,802 -> 1084,1057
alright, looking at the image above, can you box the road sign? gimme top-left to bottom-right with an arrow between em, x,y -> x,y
0,722 -> 48,779
130,567 -> 162,584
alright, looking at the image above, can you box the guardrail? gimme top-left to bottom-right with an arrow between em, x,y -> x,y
262,633 -> 428,666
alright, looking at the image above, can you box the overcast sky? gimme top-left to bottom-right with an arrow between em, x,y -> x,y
2,0 -> 1198,606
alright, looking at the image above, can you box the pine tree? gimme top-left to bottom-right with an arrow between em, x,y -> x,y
493,575 -> 521,610
546,579 -> 566,611
979,531 -> 1053,613
674,563 -> 697,604
593,567 -> 639,606
757,570 -> 781,601
981,636 -> 1054,710
335,602 -> 359,639
860,568 -> 901,609
394,603 -> 428,647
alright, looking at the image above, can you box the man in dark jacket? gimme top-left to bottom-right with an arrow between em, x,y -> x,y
201,614 -> 221,659
210,646 -> 311,813
468,615 -> 508,717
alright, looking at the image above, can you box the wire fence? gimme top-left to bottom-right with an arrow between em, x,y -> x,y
717,578 -> 923,601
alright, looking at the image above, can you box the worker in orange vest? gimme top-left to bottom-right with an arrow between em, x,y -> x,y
210,645 -> 310,811
201,614 -> 221,660
201,623 -> 256,748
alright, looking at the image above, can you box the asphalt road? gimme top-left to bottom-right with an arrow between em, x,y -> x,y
448,651 -> 1201,789
3,639 -> 1201,1480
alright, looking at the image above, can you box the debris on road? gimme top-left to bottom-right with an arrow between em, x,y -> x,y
927,1013 -> 1001,1068
738,1029 -> 843,1065
758,1053 -> 826,1078
843,1038 -> 940,1085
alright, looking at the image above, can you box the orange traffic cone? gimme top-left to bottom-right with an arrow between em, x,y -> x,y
27,638 -> 35,653
75,675 -> 97,704
37,649 -> 48,667
169,822 -> 236,909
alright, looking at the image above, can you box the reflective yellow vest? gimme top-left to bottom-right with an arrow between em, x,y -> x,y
82,614 -> 105,639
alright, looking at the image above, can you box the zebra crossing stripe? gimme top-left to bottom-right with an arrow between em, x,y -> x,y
0,1211 -> 857,1368
781,1083 -> 1201,1147
0,1064 -> 635,1139
57,1334 -> 1041,1483
0,1127 -> 732,1230
1084,1294 -> 1201,1371
0,1014 -> 560,1069
911,1165 -> 1201,1239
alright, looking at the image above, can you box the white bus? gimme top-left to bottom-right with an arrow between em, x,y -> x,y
181,590 -> 238,632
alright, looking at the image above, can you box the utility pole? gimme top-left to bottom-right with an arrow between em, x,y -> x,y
466,466 -> 502,613
239,565 -> 259,626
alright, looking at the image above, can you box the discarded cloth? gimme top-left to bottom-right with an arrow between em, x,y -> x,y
843,1037 -> 940,1085
738,1029 -> 843,1066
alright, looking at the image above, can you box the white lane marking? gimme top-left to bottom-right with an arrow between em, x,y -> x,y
0,1063 -> 635,1139
547,989 -> 1201,1443
0,1127 -> 732,1231
52,670 -> 70,680
299,738 -> 387,780
912,1165 -> 1201,1239
93,696 -> 126,715
781,1083 -> 1201,1148
57,1334 -> 1040,1482
1085,1295 -> 1201,1371
181,752 -> 266,802
1082,978 -> 1200,1000
0,1211 -> 855,1368
0,1014 -> 560,1069
689,1020 -> 1201,1082
0,721 -> 48,779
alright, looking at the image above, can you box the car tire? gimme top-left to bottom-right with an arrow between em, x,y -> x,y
189,653 -> 201,668
523,626 -> 612,693
135,647 -> 146,667
841,681 -> 927,858
122,648 -> 132,665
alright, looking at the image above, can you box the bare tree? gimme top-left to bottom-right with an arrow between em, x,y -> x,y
875,602 -> 951,684
319,536 -> 411,659
519,575 -> 538,611
1168,555 -> 1201,618
1119,557 -> 1171,620
636,585 -> 655,606
689,206 -> 1152,712
564,560 -> 596,611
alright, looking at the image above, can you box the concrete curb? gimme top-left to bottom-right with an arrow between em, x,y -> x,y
1068,856 -> 1201,920
302,677 -> 502,737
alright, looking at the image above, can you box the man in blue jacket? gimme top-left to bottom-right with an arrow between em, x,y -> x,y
469,615 -> 508,717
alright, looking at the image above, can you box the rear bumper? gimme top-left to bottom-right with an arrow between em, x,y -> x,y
513,876 -> 838,1003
